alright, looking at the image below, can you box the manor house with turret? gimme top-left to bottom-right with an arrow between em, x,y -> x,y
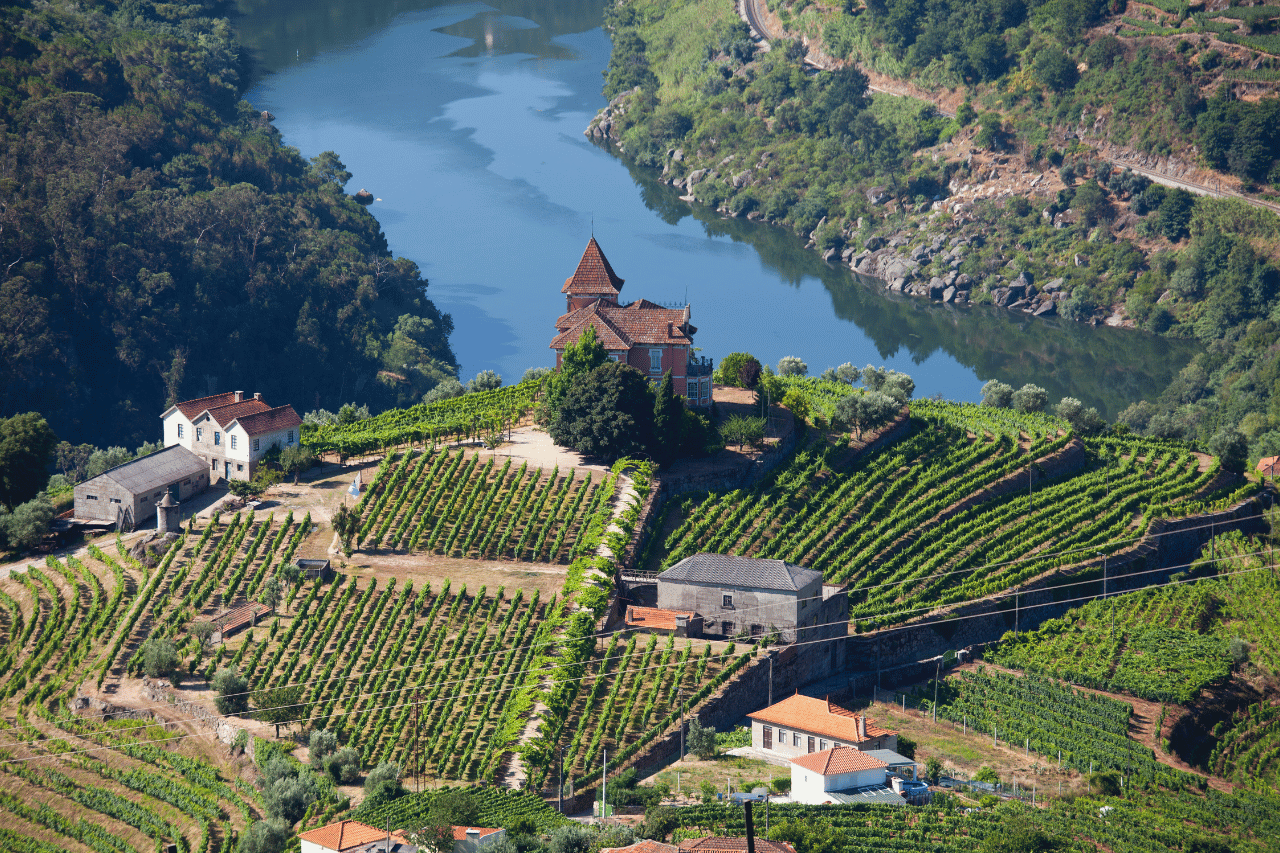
550,238 -> 712,407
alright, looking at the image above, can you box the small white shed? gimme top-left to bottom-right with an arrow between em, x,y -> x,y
790,746 -> 889,804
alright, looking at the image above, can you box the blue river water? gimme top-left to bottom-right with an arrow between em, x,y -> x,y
236,0 -> 1195,417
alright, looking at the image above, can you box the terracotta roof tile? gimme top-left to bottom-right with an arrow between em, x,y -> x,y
562,237 -> 625,296
230,405 -> 302,436
791,745 -> 888,775
297,820 -> 411,851
603,841 -> 678,853
204,399 -> 271,427
176,392 -> 238,420
1259,455 -> 1279,477
551,300 -> 693,350
678,838 -> 796,853
451,827 -> 503,841
625,606 -> 696,631
747,694 -> 896,744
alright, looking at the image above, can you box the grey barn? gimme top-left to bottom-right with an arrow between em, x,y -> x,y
656,553 -> 848,642
73,446 -> 209,529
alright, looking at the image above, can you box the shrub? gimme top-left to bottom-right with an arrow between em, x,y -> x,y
212,667 -> 249,715
777,356 -> 807,376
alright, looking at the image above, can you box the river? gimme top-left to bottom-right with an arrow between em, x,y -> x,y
234,0 -> 1195,418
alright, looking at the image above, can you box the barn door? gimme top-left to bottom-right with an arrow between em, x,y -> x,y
763,727 -> 772,750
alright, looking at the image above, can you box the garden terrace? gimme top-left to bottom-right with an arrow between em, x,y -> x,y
346,446 -> 611,563
646,398 -> 1222,628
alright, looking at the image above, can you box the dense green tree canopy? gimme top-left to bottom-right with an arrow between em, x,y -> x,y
550,362 -> 656,462
0,413 -> 58,509
0,0 -> 456,449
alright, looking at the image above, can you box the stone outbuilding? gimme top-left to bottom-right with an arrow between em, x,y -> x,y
73,445 -> 208,530
655,553 -> 848,642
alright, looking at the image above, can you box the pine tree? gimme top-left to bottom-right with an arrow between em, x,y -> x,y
652,370 -> 683,463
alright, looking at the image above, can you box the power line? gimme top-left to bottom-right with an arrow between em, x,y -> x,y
5,506 -> 1268,736
6,546 -> 1275,759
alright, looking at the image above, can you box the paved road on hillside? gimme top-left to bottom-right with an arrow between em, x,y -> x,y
736,0 -> 1280,216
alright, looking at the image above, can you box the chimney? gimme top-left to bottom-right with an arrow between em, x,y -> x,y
857,716 -> 867,740
234,390 -> 244,402
683,304 -> 691,323
254,392 -> 262,401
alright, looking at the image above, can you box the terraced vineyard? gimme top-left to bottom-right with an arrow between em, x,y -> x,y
0,532 -> 264,853
927,669 -> 1190,787
349,786 -> 570,833
989,530 -> 1279,702
346,446 -> 613,562
668,786 -> 1280,853
648,396 -> 1224,626
302,380 -> 541,457
1209,700 -> 1280,790
546,633 -> 748,789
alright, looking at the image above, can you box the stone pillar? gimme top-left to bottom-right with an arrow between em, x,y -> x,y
156,492 -> 180,534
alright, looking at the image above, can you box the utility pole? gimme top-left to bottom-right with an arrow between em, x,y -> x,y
768,655 -> 773,707
679,687 -> 685,762
932,658 -> 940,723
602,747 -> 607,822
559,748 -> 564,814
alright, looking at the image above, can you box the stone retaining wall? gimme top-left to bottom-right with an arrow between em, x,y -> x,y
142,680 -> 254,758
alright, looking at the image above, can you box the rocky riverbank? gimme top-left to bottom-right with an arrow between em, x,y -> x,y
587,90 -> 1079,323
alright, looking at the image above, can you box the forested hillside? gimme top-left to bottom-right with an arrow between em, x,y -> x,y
0,0 -> 457,449
593,0 -> 1280,466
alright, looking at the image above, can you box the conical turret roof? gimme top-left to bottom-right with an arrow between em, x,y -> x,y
561,236 -> 624,297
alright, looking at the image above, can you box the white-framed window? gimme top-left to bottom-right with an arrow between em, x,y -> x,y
230,435 -> 237,449
253,438 -> 260,452
608,353 -> 620,362
649,348 -> 663,373
177,423 -> 184,439
778,728 -> 786,743
287,430 -> 294,445
214,431 -> 221,446
820,740 -> 827,751
196,427 -> 203,441
793,733 -> 801,747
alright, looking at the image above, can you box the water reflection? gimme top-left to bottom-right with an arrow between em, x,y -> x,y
232,0 -> 1196,420
619,158 -> 1198,418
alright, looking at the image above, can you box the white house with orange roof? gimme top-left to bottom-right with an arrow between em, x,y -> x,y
161,390 -> 302,483
747,693 -> 898,757
299,820 -> 416,853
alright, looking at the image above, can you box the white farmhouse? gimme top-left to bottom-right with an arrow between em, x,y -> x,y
161,391 -> 302,483
299,820 -> 415,853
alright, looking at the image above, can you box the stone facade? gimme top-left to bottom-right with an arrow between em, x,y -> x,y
73,445 -> 208,528
162,391 -> 302,483
655,554 -> 848,642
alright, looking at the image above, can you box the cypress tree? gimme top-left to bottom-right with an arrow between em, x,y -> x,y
653,370 -> 683,463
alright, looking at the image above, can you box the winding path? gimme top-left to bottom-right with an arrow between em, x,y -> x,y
735,0 -> 1280,216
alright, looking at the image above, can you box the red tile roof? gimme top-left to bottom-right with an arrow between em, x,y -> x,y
1259,455 -> 1279,477
451,827 -> 503,841
551,300 -> 694,350
562,237 -> 625,296
603,841 -> 678,853
791,745 -> 888,776
230,405 -> 302,436
625,606 -> 695,631
298,820 -> 410,851
678,839 -> 796,853
747,694 -> 896,744
204,399 -> 271,427
176,392 -> 238,420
